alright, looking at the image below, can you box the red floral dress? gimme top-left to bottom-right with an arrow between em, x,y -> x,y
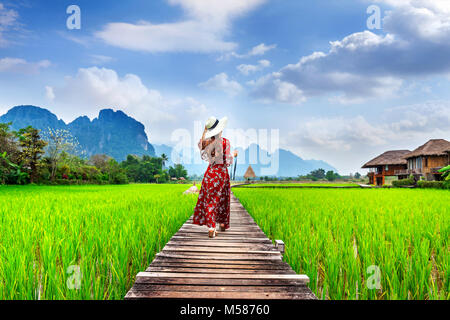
193,137 -> 233,230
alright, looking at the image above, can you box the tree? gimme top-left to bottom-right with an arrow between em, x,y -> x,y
106,158 -> 128,184
169,164 -> 188,179
0,122 -> 19,162
16,126 -> 47,183
89,154 -> 112,172
0,152 -> 29,185
309,168 -> 326,180
161,153 -> 169,168
354,172 -> 361,179
326,171 -> 336,181
0,123 -> 20,183
439,165 -> 450,188
43,128 -> 81,181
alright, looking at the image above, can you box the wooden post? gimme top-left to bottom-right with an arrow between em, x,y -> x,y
275,240 -> 285,256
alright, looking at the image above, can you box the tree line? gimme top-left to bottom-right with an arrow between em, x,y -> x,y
0,123 -> 188,185
259,168 -> 363,182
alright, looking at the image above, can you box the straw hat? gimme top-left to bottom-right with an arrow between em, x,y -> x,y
204,116 -> 228,139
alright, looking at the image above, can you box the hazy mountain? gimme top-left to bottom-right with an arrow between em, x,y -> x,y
154,143 -> 336,177
0,105 -> 155,160
1,105 -> 335,175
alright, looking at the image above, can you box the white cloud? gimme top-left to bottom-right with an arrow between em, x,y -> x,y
198,73 -> 243,96
285,100 -> 450,173
89,54 -> 115,65
46,67 -> 211,144
252,0 -> 450,105
218,43 -> 276,61
0,3 -> 19,46
248,75 -> 306,105
248,43 -> 277,56
0,57 -> 51,74
237,59 -> 271,75
95,0 -> 266,53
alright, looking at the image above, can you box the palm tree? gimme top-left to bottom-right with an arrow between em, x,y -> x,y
161,153 -> 169,168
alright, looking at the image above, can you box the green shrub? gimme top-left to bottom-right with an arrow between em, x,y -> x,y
417,180 -> 444,189
392,178 -> 415,187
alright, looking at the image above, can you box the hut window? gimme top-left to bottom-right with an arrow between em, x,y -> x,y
385,165 -> 389,171
416,157 -> 422,169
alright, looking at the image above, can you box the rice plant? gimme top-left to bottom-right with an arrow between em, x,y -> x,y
0,184 -> 197,300
233,188 -> 449,300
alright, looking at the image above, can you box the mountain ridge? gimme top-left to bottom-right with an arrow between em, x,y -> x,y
0,105 -> 155,160
154,143 -> 337,177
0,105 -> 336,176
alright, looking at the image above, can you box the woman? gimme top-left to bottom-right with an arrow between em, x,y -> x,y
193,116 -> 238,238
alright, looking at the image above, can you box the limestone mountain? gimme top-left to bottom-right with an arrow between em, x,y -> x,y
154,143 -> 337,178
0,106 -> 155,160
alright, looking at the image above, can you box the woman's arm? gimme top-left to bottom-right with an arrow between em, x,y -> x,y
199,126 -> 215,150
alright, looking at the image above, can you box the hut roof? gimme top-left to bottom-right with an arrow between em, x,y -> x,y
362,150 -> 410,168
244,165 -> 256,179
403,139 -> 450,159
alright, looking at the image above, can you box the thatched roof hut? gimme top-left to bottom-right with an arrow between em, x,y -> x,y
244,165 -> 256,180
403,139 -> 450,159
362,150 -> 410,168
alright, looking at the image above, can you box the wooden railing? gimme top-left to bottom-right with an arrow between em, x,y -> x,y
395,167 -> 444,175
394,169 -> 423,175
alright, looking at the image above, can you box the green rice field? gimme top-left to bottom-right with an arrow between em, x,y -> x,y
0,184 -> 448,300
0,185 -> 197,300
233,187 -> 449,300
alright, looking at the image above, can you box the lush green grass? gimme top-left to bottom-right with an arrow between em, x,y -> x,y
2,184 -> 448,300
0,184 -> 197,300
233,188 -> 449,300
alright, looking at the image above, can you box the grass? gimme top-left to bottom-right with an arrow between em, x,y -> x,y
1,184 -> 447,300
0,184 -> 197,300
232,187 -> 449,300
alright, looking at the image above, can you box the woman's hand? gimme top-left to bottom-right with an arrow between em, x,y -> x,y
233,150 -> 239,158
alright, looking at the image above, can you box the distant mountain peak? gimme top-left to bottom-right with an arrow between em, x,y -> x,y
0,105 -> 155,160
154,143 -> 336,177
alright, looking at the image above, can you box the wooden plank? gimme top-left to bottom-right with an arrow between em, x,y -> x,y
137,272 -> 309,282
135,277 -> 311,286
162,246 -> 280,254
149,262 -> 294,270
152,257 -> 284,266
175,231 -> 266,237
170,236 -> 271,243
147,267 -> 297,274
126,289 -> 316,300
156,253 -> 282,261
181,225 -> 261,230
166,241 -> 275,248
130,284 -> 310,293
186,221 -> 258,225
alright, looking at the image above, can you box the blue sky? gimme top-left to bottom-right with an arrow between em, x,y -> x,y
0,0 -> 449,173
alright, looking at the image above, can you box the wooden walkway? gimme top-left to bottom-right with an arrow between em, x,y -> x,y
125,193 -> 316,300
